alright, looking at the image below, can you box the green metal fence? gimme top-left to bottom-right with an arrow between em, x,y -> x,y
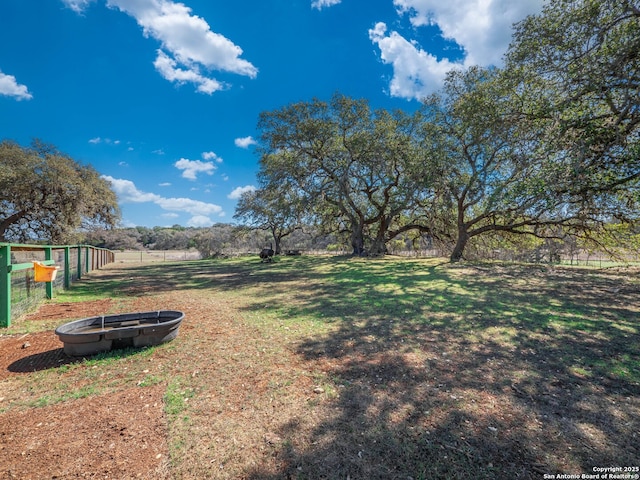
0,242 -> 114,327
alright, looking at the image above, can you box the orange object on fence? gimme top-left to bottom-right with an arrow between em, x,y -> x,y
33,262 -> 60,282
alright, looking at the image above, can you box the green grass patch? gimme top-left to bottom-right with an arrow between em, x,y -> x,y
163,377 -> 195,417
4,255 -> 638,479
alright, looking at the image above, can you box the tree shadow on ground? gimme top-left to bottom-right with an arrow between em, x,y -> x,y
242,321 -> 639,479
75,257 -> 639,478
233,259 -> 639,479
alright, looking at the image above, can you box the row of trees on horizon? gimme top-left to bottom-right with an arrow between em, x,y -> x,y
1,0 -> 639,263
77,224 -> 639,265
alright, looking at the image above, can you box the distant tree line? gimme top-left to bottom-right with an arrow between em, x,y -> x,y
78,223 -> 640,265
78,224 -> 348,258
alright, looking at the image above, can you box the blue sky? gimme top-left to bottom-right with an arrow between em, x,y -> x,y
1,0 -> 542,228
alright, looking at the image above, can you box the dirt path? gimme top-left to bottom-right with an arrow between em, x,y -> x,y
0,288 -> 318,480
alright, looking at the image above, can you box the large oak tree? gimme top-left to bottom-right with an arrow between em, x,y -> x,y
423,0 -> 640,261
420,67 -> 577,262
256,94 -> 433,255
233,181 -> 305,255
502,0 -> 640,251
0,140 -> 120,243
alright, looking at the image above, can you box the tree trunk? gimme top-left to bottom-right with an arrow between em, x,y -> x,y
450,227 -> 469,262
369,216 -> 390,256
0,211 -> 26,242
271,227 -> 281,255
369,234 -> 387,256
351,224 -> 366,255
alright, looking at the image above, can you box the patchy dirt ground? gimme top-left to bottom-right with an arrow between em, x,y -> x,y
0,386 -> 168,480
0,301 -> 113,380
1,260 -> 639,480
0,287 -> 316,480
0,300 -> 170,480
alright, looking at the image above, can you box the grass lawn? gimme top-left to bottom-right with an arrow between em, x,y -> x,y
1,255 -> 638,479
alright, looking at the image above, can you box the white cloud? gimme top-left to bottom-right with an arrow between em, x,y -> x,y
159,182 -> 171,187
120,219 -> 138,228
155,196 -> 223,216
393,0 -> 543,66
102,175 -> 224,221
187,215 -> 212,227
0,71 -> 33,100
60,0 -> 95,13
228,185 -> 256,200
234,136 -> 257,149
153,49 -> 225,94
152,148 -> 165,155
102,176 -> 161,203
371,0 -> 543,100
311,0 -> 341,10
202,151 -> 223,162
88,137 -> 120,145
174,158 -> 216,180
369,23 -> 462,101
107,0 -> 258,93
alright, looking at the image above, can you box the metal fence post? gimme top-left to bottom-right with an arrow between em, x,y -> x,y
44,246 -> 54,299
0,244 -> 11,327
77,246 -> 82,279
64,247 -> 71,289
